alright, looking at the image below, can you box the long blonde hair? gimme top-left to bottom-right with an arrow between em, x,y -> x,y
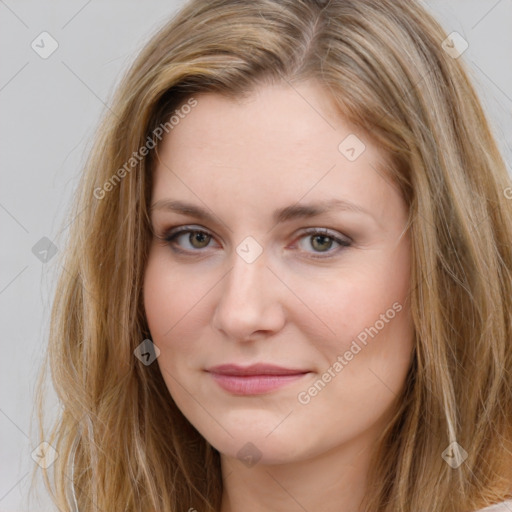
34,0 -> 512,510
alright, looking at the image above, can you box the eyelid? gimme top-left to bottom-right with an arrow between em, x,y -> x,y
289,227 -> 351,259
294,227 -> 352,244
157,224 -> 352,257
157,224 -> 220,253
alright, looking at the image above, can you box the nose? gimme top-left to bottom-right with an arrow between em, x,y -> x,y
212,248 -> 286,342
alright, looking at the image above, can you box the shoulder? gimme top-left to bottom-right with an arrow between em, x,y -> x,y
475,501 -> 512,512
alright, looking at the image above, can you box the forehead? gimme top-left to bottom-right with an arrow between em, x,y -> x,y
151,82 -> 400,223
166,82 -> 366,160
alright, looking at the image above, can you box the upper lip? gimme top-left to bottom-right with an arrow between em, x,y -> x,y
206,364 -> 310,376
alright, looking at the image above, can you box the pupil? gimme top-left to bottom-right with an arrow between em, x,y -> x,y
191,231 -> 209,248
312,235 -> 332,252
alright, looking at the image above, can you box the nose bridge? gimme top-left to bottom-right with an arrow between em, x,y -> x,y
213,245 -> 284,339
224,248 -> 268,306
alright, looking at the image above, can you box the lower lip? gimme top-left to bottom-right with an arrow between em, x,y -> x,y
208,372 -> 309,395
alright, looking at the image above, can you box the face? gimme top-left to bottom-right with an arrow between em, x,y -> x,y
143,81 -> 414,466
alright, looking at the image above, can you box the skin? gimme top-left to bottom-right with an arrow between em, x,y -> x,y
143,80 -> 415,512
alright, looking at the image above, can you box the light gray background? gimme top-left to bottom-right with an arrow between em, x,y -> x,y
1,1 -> 511,511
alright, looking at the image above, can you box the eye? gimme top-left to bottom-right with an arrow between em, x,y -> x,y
160,225 -> 218,253
293,228 -> 351,258
157,225 -> 351,258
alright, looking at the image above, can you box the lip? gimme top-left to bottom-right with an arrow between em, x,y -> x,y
205,364 -> 312,395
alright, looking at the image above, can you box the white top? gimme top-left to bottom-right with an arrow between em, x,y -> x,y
476,501 -> 512,511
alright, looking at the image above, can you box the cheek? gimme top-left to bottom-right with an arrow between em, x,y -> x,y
143,256 -> 178,340
143,248 -> 208,340
296,268 -> 408,345
292,249 -> 413,377
143,248 -> 222,392
143,252 -> 196,391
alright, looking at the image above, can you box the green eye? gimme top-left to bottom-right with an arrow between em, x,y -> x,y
187,231 -> 211,249
295,228 -> 351,258
164,228 -> 214,251
310,234 -> 335,252
161,225 -> 351,259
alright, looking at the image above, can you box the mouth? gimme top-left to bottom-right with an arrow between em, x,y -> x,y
205,363 -> 312,395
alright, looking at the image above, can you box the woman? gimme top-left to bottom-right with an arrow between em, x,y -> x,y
34,0 -> 512,510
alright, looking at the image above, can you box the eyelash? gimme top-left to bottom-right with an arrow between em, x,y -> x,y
157,225 -> 352,259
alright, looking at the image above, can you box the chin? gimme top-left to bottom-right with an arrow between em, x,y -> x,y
200,427 -> 310,467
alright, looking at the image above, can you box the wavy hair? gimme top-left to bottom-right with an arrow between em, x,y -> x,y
34,0 -> 512,510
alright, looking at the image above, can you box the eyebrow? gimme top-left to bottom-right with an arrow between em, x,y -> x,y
150,198 -> 373,224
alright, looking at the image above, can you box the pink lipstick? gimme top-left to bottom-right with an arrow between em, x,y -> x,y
205,363 -> 311,395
